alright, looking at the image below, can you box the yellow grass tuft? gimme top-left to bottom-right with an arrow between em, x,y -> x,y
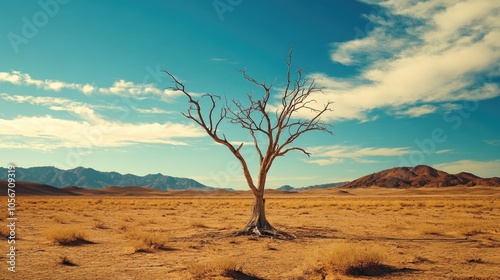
44,225 -> 89,245
187,256 -> 250,279
305,242 -> 391,277
127,229 -> 170,252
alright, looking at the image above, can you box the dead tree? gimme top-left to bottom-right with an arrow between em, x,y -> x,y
164,48 -> 333,239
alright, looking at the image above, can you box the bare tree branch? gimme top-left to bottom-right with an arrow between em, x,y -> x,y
164,47 -> 333,198
164,48 -> 333,238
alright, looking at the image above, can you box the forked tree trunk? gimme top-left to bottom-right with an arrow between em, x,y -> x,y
236,193 -> 295,239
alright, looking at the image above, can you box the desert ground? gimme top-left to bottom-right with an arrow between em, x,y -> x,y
1,187 -> 499,279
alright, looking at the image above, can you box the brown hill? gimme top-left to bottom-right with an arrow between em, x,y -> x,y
0,180 -> 78,196
341,165 -> 500,188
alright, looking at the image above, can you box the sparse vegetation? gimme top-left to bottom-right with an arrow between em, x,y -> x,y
186,256 -> 257,279
305,243 -> 390,276
58,256 -> 77,266
8,189 -> 500,279
127,229 -> 170,252
44,226 -> 89,245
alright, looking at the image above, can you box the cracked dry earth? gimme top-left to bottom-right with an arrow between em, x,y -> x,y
0,187 -> 499,279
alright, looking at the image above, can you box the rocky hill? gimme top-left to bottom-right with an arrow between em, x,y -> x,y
341,165 -> 500,188
0,166 -> 213,191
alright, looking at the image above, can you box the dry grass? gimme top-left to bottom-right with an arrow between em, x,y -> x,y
44,225 -> 89,245
186,256 -> 254,279
6,188 -> 500,279
305,242 -> 390,277
58,256 -> 77,266
126,229 -> 170,252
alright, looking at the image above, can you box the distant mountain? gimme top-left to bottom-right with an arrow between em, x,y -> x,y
276,185 -> 295,191
275,181 -> 349,191
0,166 -> 215,191
341,165 -> 500,188
0,180 -> 76,196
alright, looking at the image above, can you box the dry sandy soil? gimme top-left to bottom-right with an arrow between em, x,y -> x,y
1,187 -> 499,279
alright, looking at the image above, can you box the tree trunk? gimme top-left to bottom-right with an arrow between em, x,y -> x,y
236,193 -> 295,239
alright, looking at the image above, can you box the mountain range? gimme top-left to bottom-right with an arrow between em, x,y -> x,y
0,166 -> 214,191
275,181 -> 349,191
342,165 -> 500,188
0,165 -> 498,196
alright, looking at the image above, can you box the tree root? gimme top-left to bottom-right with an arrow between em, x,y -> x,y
235,225 -> 296,240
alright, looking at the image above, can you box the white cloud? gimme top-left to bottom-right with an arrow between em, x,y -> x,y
394,104 -> 438,118
441,103 -> 464,112
0,94 -> 111,124
81,84 -> 95,95
0,71 -> 22,84
305,144 -> 412,165
435,149 -> 453,154
98,79 -> 183,99
0,70 -> 96,95
0,115 -> 204,150
0,93 -> 204,149
433,159 -> 500,178
208,57 -> 238,64
304,0 -> 500,122
134,107 -> 174,114
0,70 -> 183,99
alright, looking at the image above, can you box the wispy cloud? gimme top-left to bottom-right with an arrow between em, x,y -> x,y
0,93 -> 111,123
484,139 -> 500,146
301,0 -> 500,122
207,57 -> 239,64
433,159 -> 500,178
435,149 -> 453,154
133,107 -> 175,114
0,70 -> 183,99
0,94 -> 204,150
393,104 -> 438,118
0,116 -> 204,150
0,70 -> 95,95
305,144 -> 412,166
209,58 -> 227,62
98,79 -> 182,99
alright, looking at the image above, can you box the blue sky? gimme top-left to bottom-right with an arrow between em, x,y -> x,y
1,0 -> 499,190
